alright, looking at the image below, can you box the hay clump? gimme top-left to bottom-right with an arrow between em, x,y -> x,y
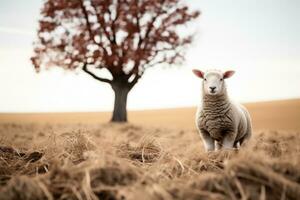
269,160 -> 300,183
117,137 -> 163,164
90,161 -> 142,199
187,149 -> 238,173
0,146 -> 45,185
1,164 -> 129,200
60,131 -> 96,164
90,166 -> 138,187
0,157 -> 143,200
170,155 -> 300,200
226,157 -> 300,200
0,176 -> 51,200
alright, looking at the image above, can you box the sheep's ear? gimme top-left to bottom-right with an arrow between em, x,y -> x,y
223,70 -> 235,79
192,69 -> 204,79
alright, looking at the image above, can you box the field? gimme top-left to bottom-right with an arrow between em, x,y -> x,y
0,99 -> 300,200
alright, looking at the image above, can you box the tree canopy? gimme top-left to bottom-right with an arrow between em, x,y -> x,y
31,0 -> 199,121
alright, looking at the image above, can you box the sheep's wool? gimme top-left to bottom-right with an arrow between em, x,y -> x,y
195,71 -> 252,150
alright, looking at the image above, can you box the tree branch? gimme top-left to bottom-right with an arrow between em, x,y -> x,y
129,72 -> 143,89
79,0 -> 108,56
90,2 -> 114,46
82,64 -> 112,84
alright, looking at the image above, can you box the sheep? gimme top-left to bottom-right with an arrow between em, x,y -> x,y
193,69 -> 252,151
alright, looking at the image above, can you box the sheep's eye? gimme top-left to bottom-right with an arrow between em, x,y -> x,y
220,78 -> 223,81
204,78 -> 207,81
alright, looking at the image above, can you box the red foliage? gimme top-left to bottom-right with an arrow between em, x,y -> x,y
32,0 -> 199,87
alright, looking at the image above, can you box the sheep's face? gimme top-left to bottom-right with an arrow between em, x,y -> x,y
193,69 -> 235,96
203,72 -> 224,95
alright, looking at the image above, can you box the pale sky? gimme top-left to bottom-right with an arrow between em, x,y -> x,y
0,0 -> 300,112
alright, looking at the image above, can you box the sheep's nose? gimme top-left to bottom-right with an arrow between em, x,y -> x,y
210,86 -> 216,91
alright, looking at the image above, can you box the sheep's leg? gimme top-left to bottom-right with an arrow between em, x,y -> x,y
240,126 -> 252,147
233,141 -> 240,149
215,140 -> 222,151
239,107 -> 252,147
221,134 -> 235,150
203,137 -> 215,152
200,129 -> 215,151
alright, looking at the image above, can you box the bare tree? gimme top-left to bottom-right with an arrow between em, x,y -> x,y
31,0 -> 199,122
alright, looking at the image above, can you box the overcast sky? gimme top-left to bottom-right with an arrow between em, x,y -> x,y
0,0 -> 300,112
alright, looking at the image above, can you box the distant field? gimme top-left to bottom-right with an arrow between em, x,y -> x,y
0,99 -> 299,130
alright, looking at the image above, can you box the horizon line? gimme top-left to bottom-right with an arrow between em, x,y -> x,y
0,97 -> 299,114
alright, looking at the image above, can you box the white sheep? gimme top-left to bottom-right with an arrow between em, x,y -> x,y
193,69 -> 252,151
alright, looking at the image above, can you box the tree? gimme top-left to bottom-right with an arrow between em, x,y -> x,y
31,0 -> 199,122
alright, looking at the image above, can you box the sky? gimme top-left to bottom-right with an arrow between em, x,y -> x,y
0,0 -> 300,112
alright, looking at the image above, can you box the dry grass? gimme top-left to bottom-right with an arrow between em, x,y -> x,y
0,123 -> 299,200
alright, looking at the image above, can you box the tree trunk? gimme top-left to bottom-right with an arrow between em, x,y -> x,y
111,83 -> 129,122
